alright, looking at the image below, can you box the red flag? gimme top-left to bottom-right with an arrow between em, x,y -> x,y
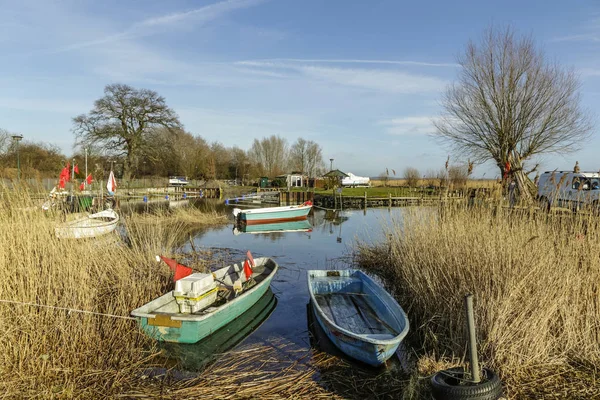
158,255 -> 193,282
86,174 -> 93,184
74,164 -> 79,174
243,259 -> 253,281
246,250 -> 255,267
79,182 -> 85,191
58,177 -> 66,189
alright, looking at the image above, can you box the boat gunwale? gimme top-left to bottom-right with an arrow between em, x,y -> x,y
59,209 -> 119,229
131,257 -> 279,322
307,269 -> 409,346
239,204 -> 312,215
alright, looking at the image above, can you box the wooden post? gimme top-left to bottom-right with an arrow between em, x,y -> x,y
364,191 -> 367,209
389,193 -> 392,207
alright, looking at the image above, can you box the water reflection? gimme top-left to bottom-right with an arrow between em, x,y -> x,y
233,219 -> 313,235
158,288 -> 278,371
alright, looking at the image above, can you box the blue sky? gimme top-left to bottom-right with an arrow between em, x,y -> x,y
1,0 -> 600,178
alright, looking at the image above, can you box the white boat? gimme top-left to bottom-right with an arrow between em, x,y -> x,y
55,209 -> 119,239
341,172 -> 370,187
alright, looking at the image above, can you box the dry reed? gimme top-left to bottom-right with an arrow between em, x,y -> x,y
356,202 -> 600,398
0,185 -> 230,398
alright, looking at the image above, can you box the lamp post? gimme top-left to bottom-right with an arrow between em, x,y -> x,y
11,135 -> 23,182
142,161 -> 147,188
330,158 -> 334,171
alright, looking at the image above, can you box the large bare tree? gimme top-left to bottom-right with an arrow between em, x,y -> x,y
289,138 -> 325,177
250,135 -> 288,177
73,84 -> 182,180
435,27 -> 592,201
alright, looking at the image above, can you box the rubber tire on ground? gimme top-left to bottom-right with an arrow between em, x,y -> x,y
430,367 -> 503,400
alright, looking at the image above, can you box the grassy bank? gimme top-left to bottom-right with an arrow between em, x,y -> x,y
356,203 -> 600,398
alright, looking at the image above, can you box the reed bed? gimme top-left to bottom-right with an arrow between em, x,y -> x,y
356,202 -> 600,398
0,186 -> 230,398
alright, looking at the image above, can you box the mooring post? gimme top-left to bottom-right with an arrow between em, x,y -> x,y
464,294 -> 481,383
389,193 -> 392,207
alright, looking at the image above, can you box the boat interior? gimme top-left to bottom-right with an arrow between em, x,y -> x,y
311,273 -> 402,340
136,258 -> 276,317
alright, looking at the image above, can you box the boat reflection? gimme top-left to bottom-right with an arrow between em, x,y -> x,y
233,219 -> 313,235
159,288 -> 278,371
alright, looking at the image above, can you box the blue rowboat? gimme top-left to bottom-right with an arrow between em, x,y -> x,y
233,219 -> 312,235
131,257 -> 278,343
307,270 -> 409,367
232,203 -> 312,225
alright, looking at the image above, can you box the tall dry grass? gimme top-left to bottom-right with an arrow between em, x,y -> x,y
356,202 -> 600,398
0,186 -> 227,398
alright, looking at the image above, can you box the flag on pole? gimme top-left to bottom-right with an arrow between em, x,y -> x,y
106,171 -> 117,195
157,255 -> 193,282
79,182 -> 85,191
58,164 -> 70,188
243,259 -> 253,281
86,174 -> 93,184
74,164 -> 79,174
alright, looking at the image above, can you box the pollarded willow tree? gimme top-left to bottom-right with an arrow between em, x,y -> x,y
73,84 -> 182,180
434,27 -> 592,202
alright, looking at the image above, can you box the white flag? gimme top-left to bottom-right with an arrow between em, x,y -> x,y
106,171 -> 117,194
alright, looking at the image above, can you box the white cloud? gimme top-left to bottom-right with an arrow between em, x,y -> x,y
379,116 -> 439,135
236,61 -> 447,93
238,58 -> 459,68
300,66 -> 446,93
55,0 -> 266,52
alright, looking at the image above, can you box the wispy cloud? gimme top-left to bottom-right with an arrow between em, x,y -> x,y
238,58 -> 459,68
379,116 -> 439,135
553,34 -> 600,43
55,0 -> 266,52
236,60 -> 448,93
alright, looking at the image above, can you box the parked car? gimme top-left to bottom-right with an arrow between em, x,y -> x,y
168,176 -> 189,187
537,171 -> 600,211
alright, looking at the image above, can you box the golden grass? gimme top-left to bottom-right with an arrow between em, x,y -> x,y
356,202 -> 600,398
0,185 -> 230,398
370,178 -> 497,189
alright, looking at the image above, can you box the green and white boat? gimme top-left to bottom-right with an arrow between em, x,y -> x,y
131,257 -> 278,344
232,202 -> 312,225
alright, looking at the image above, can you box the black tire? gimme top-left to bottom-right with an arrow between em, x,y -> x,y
431,367 -> 503,400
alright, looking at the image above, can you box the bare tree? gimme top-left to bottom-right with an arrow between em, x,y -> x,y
73,84 -> 182,180
250,135 -> 288,177
0,129 -> 12,154
448,164 -> 469,189
403,167 -> 420,188
290,138 -> 324,178
434,27 -> 592,202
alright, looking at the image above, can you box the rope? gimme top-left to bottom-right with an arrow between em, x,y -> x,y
0,299 -> 137,320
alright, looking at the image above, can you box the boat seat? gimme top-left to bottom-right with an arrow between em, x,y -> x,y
359,333 -> 395,340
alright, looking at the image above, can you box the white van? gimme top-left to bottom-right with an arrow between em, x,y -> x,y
537,171 -> 600,210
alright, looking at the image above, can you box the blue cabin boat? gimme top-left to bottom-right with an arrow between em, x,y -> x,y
307,270 -> 409,367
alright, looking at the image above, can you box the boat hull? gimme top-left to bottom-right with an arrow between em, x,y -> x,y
238,205 -> 312,225
55,209 -> 119,239
133,258 -> 278,344
307,270 -> 409,367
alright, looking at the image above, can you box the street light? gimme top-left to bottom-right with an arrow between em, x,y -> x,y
11,135 -> 23,182
330,158 -> 334,171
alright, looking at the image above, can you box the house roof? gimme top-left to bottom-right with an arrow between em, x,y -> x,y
323,169 -> 349,178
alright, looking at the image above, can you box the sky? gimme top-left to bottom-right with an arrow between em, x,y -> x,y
1,0 -> 600,178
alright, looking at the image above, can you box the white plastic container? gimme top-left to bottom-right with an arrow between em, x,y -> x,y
173,273 -> 217,313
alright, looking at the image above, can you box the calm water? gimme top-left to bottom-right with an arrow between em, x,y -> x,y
169,207 -> 406,370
